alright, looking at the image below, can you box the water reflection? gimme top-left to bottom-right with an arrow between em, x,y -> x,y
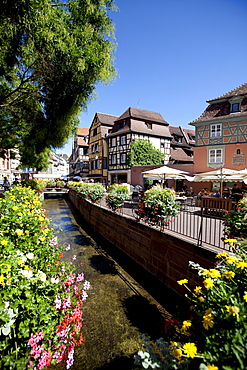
44,198 -> 172,370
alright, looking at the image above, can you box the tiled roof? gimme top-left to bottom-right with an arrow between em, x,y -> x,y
78,136 -> 88,146
96,112 -> 118,126
191,97 -> 247,124
190,83 -> 247,124
182,128 -> 195,145
77,127 -> 89,136
115,107 -> 169,125
207,82 -> 247,103
170,148 -> 193,163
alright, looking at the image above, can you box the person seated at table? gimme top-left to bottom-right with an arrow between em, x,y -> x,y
212,188 -> 220,198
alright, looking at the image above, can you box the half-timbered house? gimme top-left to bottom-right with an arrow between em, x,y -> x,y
190,83 -> 247,173
107,107 -> 172,185
88,112 -> 118,185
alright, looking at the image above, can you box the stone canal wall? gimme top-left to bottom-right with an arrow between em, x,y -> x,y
69,190 -> 216,298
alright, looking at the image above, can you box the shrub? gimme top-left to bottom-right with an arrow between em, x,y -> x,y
86,183 -> 106,203
224,197 -> 247,238
0,187 -> 89,369
105,184 -> 129,212
136,185 -> 180,228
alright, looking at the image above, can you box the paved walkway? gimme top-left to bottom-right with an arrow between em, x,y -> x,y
99,199 -> 227,252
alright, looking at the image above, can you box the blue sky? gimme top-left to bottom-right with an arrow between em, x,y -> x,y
57,0 -> 247,156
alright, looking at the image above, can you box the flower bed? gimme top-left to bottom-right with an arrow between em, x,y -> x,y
0,186 -> 89,369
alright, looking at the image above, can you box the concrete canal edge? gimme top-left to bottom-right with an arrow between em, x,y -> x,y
68,190 -> 217,301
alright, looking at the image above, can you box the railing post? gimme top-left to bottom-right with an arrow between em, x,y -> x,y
197,208 -> 204,247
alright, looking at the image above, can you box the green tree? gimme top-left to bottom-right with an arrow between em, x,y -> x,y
0,0 -> 117,169
126,139 -> 165,166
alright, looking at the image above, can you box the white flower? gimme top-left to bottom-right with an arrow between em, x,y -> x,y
51,277 -> 59,284
26,253 -> 34,260
19,269 -> 33,278
37,270 -> 46,282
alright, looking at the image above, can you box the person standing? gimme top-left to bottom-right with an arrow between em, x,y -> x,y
231,183 -> 243,203
3,177 -> 10,192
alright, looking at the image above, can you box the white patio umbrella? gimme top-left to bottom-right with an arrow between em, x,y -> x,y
142,166 -> 191,189
193,167 -> 243,197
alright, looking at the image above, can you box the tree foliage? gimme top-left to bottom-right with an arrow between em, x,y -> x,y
126,139 -> 165,167
0,0 -> 117,169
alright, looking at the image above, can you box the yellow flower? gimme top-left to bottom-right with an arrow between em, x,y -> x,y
182,320 -> 192,331
203,311 -> 214,330
236,261 -> 247,269
194,286 -> 202,294
225,305 -> 240,317
15,229 -> 23,236
198,296 -> 205,302
174,348 -> 182,359
39,236 -> 46,242
203,278 -> 214,289
216,251 -> 228,258
177,279 -> 188,285
225,256 -> 238,265
12,206 -> 18,211
243,293 -> 247,302
183,342 -> 197,358
222,271 -> 235,279
0,264 -> 11,274
224,238 -> 237,246
0,274 -> 5,285
206,365 -> 218,370
0,240 -> 8,246
207,269 -> 221,279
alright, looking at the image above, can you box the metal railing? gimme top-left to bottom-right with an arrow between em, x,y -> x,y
164,205 -> 227,250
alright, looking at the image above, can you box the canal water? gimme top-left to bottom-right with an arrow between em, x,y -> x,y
45,197 -> 185,370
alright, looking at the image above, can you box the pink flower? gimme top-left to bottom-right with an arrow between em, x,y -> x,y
49,237 -> 58,246
72,255 -> 76,260
83,280 -> 90,290
76,273 -> 84,283
81,290 -> 88,301
62,296 -> 71,309
66,347 -> 75,369
65,244 -> 71,251
55,297 -> 62,309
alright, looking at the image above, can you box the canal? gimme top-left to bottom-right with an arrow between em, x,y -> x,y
45,197 -> 186,370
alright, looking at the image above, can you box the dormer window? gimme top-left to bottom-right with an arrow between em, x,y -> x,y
229,96 -> 242,113
146,122 -> 152,130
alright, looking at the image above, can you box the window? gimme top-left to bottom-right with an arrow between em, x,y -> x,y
146,122 -> 152,130
93,128 -> 97,136
232,103 -> 240,112
111,138 -> 116,147
111,155 -> 116,164
91,145 -> 94,153
237,149 -> 241,155
119,120 -> 126,129
209,148 -> 223,164
120,153 -> 126,164
210,124 -> 222,138
120,136 -> 126,145
95,143 -> 99,152
103,158 -> 107,169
